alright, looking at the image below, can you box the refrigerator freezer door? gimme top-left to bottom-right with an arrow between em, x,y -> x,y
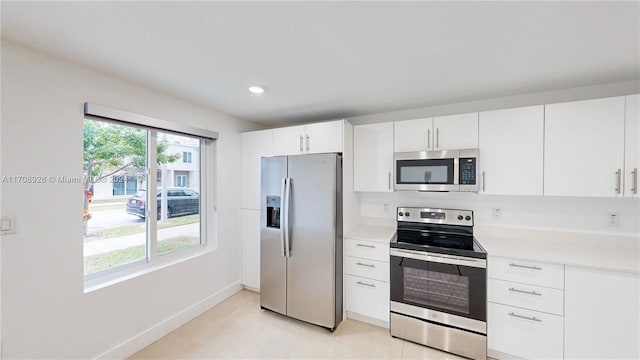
260,156 -> 288,315
286,153 -> 338,328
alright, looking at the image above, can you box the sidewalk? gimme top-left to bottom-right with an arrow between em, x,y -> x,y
83,223 -> 199,256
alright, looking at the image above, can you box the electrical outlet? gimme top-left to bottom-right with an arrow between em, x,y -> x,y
383,203 -> 389,213
608,212 -> 620,227
492,208 -> 502,220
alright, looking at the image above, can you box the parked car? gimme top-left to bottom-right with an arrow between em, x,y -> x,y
126,188 -> 200,219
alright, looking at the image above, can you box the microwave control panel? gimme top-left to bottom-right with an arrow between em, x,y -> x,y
459,157 -> 477,185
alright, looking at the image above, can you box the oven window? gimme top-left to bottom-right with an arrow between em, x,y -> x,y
403,267 -> 470,314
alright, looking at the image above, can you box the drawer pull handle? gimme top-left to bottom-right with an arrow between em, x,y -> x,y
509,263 -> 542,270
509,287 -> 542,296
509,312 -> 542,322
356,262 -> 375,268
356,281 -> 375,288
356,243 -> 375,249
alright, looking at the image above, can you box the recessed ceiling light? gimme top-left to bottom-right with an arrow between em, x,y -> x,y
248,86 -> 266,94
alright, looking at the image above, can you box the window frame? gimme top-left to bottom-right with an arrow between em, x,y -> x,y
82,103 -> 218,290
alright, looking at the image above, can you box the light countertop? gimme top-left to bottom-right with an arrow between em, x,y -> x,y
345,219 -> 396,244
475,226 -> 640,274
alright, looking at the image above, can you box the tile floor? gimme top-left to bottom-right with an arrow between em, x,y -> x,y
131,290 -> 465,359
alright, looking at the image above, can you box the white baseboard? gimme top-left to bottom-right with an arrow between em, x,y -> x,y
242,284 -> 259,293
346,311 -> 390,329
94,281 -> 243,360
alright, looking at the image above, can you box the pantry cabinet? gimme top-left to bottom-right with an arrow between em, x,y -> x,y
625,94 -> 639,197
564,266 -> 640,359
393,113 -> 478,152
478,106 -> 544,196
544,96 -> 626,197
354,122 -> 394,192
272,120 -> 343,156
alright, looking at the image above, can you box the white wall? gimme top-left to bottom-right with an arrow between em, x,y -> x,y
359,188 -> 640,236
0,41 -> 261,358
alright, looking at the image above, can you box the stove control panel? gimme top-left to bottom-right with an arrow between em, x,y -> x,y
397,207 -> 473,226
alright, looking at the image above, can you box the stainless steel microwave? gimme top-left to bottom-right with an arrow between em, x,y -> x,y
394,149 -> 479,192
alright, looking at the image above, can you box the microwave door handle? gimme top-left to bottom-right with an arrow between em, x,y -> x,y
427,129 -> 430,150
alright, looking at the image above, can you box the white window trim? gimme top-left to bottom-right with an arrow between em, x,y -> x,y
82,104 -> 218,290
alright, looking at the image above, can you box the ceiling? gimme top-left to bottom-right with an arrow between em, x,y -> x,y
1,1 -> 639,126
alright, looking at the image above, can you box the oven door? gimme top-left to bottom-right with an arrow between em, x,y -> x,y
394,150 -> 459,191
390,248 -> 486,331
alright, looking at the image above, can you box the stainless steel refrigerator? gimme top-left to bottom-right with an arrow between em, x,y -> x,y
260,153 -> 343,331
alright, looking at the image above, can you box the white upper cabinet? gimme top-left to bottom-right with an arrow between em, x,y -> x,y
433,112 -> 479,150
272,120 -> 343,156
544,96 -> 626,197
354,122 -> 394,192
394,118 -> 432,152
394,113 -> 478,152
625,94 -> 639,198
241,129 -> 273,210
479,106 -> 544,195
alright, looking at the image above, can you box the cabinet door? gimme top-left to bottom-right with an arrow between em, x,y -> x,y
433,112 -> 478,150
565,266 -> 639,359
304,120 -> 343,154
272,125 -> 305,156
345,275 -> 389,322
545,97 -> 625,197
394,118 -> 432,152
479,106 -> 544,195
625,94 -> 639,197
241,130 -> 273,210
241,209 -> 261,290
354,123 -> 394,192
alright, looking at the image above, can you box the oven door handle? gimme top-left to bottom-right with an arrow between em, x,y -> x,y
390,248 -> 486,269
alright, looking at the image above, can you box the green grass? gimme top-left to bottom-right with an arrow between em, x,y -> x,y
84,236 -> 200,275
86,214 -> 199,240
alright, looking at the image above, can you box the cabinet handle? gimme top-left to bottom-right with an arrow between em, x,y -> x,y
482,171 -> 486,192
306,134 -> 310,152
388,172 -> 392,190
632,168 -> 638,194
356,281 -> 376,288
356,243 -> 375,249
299,135 -> 303,153
356,262 -> 375,268
508,312 -> 541,322
427,129 -> 431,149
508,287 -> 542,296
436,128 -> 439,148
509,263 -> 542,270
616,169 -> 622,194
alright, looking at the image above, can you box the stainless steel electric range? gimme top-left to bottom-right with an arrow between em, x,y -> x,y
390,207 -> 487,360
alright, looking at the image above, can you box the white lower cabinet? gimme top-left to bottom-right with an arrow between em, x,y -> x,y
564,266 -> 640,359
345,238 -> 390,326
488,302 -> 564,359
488,256 -> 565,359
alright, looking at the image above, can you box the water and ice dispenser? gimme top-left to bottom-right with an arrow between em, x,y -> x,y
266,196 -> 281,228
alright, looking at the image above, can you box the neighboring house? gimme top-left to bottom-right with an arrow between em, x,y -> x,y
92,133 -> 200,200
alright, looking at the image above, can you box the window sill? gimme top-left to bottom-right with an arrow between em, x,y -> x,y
84,245 -> 215,293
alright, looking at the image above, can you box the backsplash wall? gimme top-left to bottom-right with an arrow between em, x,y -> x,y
359,192 -> 640,235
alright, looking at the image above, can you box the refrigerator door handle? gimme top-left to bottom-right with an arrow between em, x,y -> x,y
284,177 -> 292,258
280,178 -> 287,258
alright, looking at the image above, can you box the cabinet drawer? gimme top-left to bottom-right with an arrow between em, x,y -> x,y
345,239 -> 389,262
345,256 -> 389,282
488,279 -> 564,315
489,256 -> 564,289
345,275 -> 389,322
488,302 -> 563,360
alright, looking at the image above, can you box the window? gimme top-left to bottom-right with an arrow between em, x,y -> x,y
176,174 -> 187,187
82,103 -> 217,284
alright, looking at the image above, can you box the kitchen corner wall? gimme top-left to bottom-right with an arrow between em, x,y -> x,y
1,40 -> 261,358
359,192 -> 640,235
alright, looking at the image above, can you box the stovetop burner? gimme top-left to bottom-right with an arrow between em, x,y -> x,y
392,207 -> 487,259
